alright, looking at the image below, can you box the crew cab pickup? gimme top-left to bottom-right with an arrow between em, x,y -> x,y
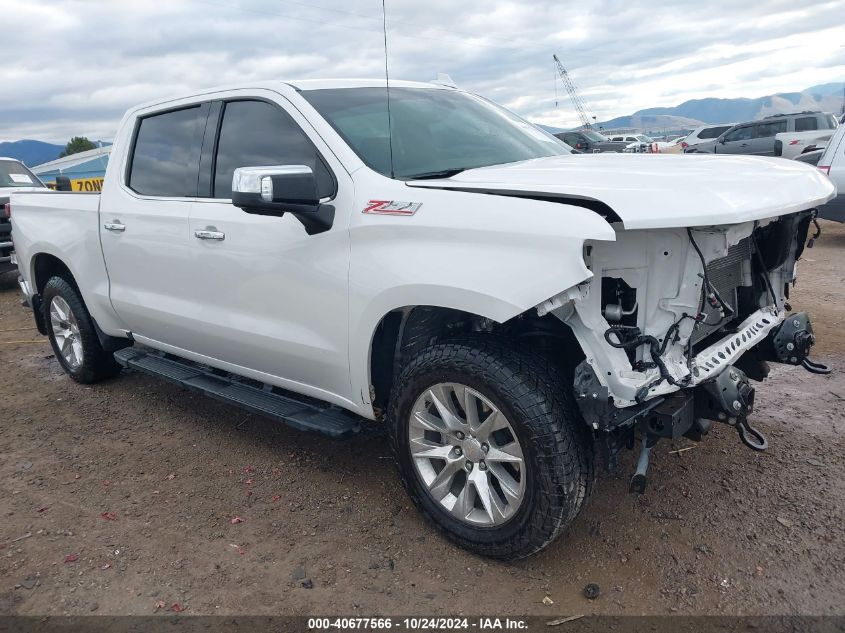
10,80 -> 836,560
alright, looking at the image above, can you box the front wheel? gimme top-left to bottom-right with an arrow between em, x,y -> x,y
43,276 -> 121,384
388,337 -> 594,560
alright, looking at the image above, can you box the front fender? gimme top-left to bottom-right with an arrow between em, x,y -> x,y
347,187 -> 617,410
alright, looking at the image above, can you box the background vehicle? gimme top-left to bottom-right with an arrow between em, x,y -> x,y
794,148 -> 824,166
680,124 -> 733,151
817,124 -> 845,222
622,135 -> 663,153
688,111 -> 838,156
0,157 -> 46,274
774,129 -> 835,159
555,129 -> 627,152
9,79 -> 835,559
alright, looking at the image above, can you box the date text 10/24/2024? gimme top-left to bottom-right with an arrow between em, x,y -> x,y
307,617 -> 529,630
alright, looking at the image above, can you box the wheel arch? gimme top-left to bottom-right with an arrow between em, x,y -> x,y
32,251 -> 77,294
365,301 -> 587,416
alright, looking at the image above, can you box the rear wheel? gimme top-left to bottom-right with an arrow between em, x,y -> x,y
388,336 -> 594,560
43,276 -> 121,384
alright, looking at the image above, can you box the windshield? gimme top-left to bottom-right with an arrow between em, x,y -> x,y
635,135 -> 653,142
582,130 -> 608,142
301,87 -> 571,179
0,159 -> 44,188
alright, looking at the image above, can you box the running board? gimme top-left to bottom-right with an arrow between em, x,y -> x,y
113,347 -> 361,438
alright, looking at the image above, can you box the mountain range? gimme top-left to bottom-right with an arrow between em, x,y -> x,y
2,83 -> 843,163
0,140 -> 65,166
544,82 -> 844,133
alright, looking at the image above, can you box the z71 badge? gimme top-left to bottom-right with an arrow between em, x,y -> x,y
362,200 -> 422,216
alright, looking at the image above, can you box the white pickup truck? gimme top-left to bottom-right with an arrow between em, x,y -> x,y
775,129 -> 836,160
9,79 -> 836,559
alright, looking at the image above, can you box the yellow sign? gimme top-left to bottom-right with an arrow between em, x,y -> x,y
71,177 -> 105,192
45,178 -> 103,193
46,177 -> 105,191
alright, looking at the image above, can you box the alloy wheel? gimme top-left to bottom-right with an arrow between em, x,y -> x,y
408,383 -> 526,526
49,296 -> 83,370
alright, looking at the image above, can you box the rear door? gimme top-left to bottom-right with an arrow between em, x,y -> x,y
181,95 -> 354,403
752,120 -> 787,155
100,102 -> 209,343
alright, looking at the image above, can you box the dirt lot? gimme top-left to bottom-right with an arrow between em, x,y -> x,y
1,222 -> 844,618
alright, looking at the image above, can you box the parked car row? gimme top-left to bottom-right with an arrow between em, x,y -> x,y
684,111 -> 838,156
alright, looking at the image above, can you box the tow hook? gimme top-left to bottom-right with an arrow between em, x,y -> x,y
733,416 -> 768,451
769,312 -> 831,375
695,366 -> 768,452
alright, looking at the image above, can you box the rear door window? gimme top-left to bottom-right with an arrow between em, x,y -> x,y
212,100 -> 334,200
128,104 -> 208,197
756,121 -> 787,138
795,117 -> 819,132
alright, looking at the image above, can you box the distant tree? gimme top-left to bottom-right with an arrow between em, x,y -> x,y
59,136 -> 97,157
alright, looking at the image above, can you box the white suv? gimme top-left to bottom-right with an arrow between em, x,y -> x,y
681,124 -> 733,151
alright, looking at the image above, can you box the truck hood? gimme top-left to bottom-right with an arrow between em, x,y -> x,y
406,153 -> 836,229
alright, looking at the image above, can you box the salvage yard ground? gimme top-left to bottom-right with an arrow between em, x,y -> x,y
1,223 -> 844,616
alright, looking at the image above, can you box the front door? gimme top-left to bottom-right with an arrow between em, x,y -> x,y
717,125 -> 754,154
181,96 -> 354,405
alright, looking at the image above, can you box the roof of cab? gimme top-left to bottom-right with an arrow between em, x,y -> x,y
282,78 -> 446,90
128,78 -> 448,114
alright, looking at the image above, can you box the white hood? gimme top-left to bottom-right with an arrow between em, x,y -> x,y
406,153 -> 836,229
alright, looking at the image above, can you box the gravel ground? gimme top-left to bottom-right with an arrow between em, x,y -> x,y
1,222 -> 844,617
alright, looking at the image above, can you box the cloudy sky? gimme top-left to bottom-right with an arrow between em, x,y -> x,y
1,0 -> 843,143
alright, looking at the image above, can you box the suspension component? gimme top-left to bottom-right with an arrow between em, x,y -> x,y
765,312 -> 830,374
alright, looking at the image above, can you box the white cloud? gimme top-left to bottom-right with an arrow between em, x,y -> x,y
0,0 -> 843,142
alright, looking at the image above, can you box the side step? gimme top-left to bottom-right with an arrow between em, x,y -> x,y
113,347 -> 361,438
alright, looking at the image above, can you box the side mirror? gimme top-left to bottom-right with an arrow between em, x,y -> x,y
55,175 -> 72,192
231,165 -> 320,216
719,137 -> 727,144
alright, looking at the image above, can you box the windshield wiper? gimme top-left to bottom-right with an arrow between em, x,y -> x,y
406,168 -> 471,180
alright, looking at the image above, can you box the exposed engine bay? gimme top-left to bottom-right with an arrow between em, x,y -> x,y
537,210 -> 829,491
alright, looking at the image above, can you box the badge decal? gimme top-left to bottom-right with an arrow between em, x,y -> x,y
362,200 -> 422,216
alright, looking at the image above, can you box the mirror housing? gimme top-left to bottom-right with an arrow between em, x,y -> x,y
231,165 -> 320,216
55,175 -> 72,192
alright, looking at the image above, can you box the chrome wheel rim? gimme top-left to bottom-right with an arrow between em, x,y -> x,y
49,296 -> 83,370
409,383 -> 527,527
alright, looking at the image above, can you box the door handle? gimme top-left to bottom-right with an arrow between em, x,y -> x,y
103,221 -> 125,232
194,228 -> 225,241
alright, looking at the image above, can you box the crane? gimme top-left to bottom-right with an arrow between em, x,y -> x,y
553,54 -> 594,130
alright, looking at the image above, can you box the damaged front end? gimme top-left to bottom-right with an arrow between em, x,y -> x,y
538,209 -> 829,492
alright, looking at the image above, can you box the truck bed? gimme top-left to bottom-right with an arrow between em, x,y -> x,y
10,190 -> 114,330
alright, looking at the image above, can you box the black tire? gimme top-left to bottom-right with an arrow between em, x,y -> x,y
388,336 -> 594,560
42,276 -> 121,384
